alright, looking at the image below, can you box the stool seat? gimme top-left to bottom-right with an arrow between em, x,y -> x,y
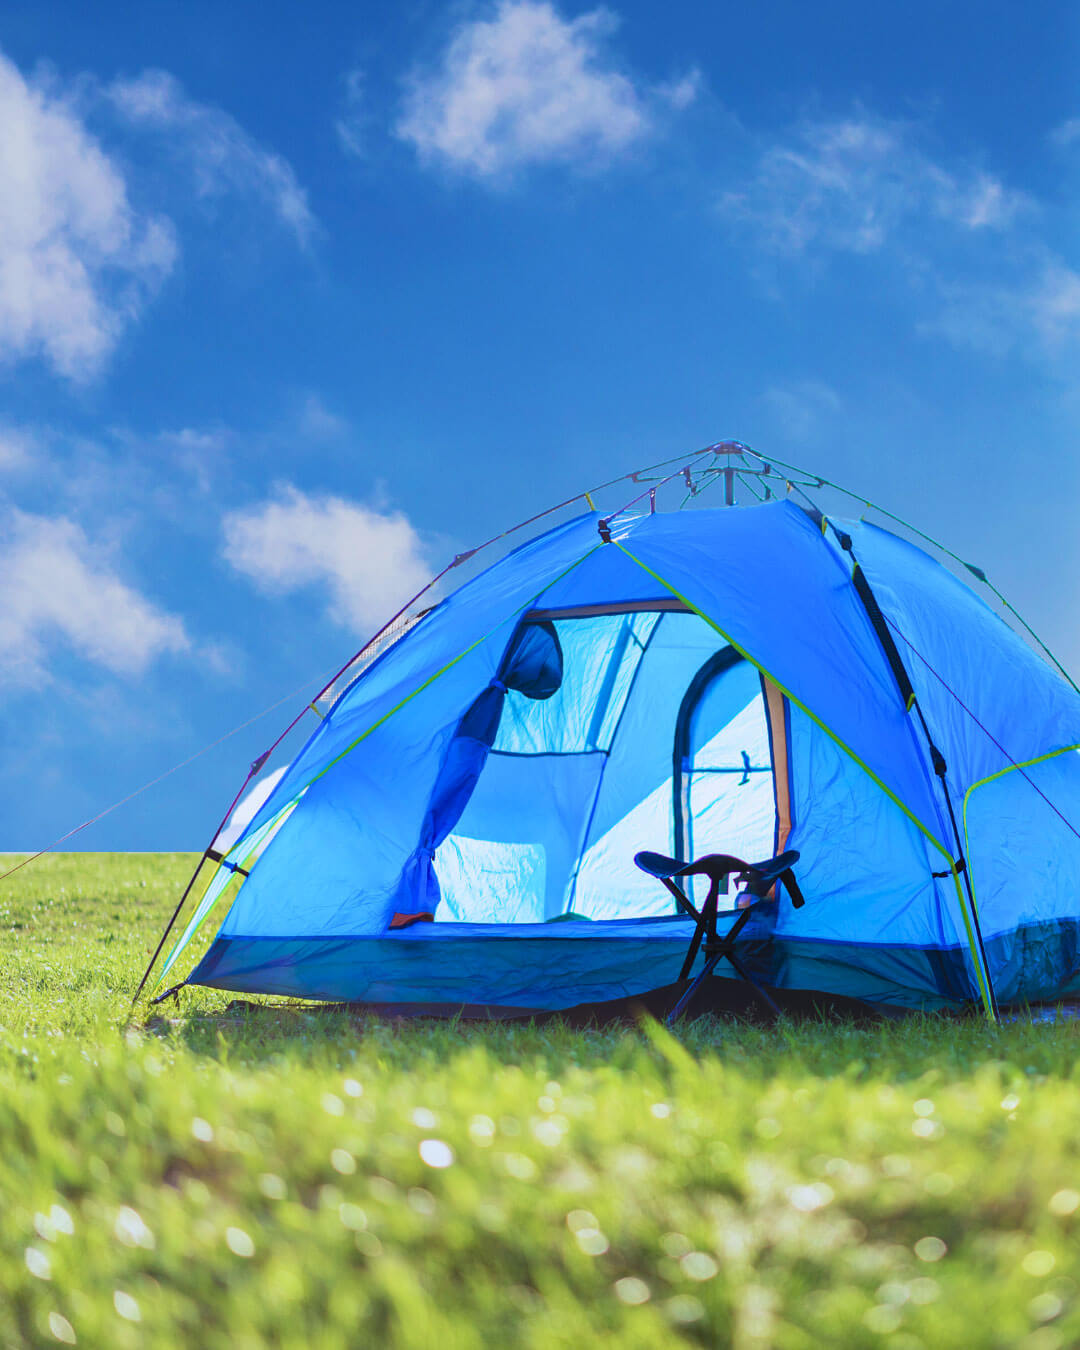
633,847 -> 804,1023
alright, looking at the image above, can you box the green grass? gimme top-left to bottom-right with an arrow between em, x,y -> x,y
3,854 -> 1080,1348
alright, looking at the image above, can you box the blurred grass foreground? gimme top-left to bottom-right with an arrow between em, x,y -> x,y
2,852 -> 1080,1348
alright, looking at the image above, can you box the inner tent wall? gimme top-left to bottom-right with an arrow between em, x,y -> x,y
432,608 -> 783,924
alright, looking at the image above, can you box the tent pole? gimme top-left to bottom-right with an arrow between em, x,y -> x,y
131,853 -> 211,1006
131,756 -> 264,1007
816,516 -> 1000,1022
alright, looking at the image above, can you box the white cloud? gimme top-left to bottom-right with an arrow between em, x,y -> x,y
0,510 -> 190,686
0,47 -> 313,384
107,69 -> 316,247
147,425 -> 229,495
720,108 -> 1080,365
394,0 -> 691,178
222,486 -> 431,633
724,114 -> 1027,255
0,51 -> 176,382
153,426 -> 228,456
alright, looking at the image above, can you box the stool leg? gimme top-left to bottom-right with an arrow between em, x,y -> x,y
667,953 -> 723,1025
725,951 -> 783,1018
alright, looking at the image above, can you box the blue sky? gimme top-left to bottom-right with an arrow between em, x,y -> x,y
0,0 -> 1077,849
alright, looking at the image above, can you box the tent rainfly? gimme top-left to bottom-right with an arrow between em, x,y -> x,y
142,445 -> 1080,1021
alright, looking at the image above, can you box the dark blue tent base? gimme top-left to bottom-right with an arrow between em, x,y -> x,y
346,979 -> 908,1025
188,912 -> 1080,1013
216,978 -> 905,1026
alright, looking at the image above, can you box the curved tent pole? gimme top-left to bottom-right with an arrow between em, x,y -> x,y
671,647 -> 746,864
130,761 -> 264,1006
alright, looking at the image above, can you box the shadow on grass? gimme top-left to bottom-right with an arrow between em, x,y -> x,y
142,998 -> 665,1068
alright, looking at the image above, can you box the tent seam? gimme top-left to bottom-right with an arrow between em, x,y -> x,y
161,544 -> 606,985
610,535 -> 1001,1018
803,510 -> 996,1019
610,540 -> 951,859
961,742 -> 1080,940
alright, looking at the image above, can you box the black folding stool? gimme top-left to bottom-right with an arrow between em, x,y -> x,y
634,849 -> 804,1023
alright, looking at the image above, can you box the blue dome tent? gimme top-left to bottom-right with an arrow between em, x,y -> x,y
141,444 -> 1080,1022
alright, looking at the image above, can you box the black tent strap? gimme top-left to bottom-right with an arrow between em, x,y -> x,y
150,982 -> 186,1006
807,509 -> 998,1020
819,514 -> 955,776
850,563 -> 916,709
206,849 -> 250,878
833,530 -> 918,712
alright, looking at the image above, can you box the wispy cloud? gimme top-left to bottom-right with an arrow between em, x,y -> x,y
0,510 -> 190,687
222,485 -> 431,633
297,392 -> 348,441
720,107 -> 1080,365
930,258 -> 1080,357
723,113 -> 1028,256
762,379 -> 842,442
393,0 -> 696,179
0,395 -> 345,529
336,69 -> 366,159
107,69 -> 316,247
0,51 -> 176,383
0,423 -> 38,472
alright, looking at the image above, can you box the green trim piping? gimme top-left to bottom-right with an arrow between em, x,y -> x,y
612,541 -> 947,853
962,741 -> 1080,925
153,800 -> 304,992
612,538 -> 997,1020
157,544 -> 604,987
299,544 -> 603,792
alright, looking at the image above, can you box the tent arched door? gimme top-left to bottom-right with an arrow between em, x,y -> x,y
673,648 -> 780,897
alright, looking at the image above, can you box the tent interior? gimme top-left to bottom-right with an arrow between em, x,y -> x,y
417,600 -> 787,927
